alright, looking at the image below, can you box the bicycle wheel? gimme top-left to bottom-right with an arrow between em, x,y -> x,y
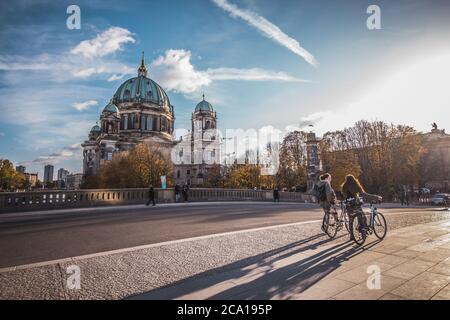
350,216 -> 366,245
343,209 -> 350,232
324,212 -> 338,239
373,212 -> 387,240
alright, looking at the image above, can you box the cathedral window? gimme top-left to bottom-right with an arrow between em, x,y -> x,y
161,117 -> 166,132
129,114 -> 134,129
141,115 -> 146,130
123,115 -> 128,130
135,114 -> 140,129
147,116 -> 153,130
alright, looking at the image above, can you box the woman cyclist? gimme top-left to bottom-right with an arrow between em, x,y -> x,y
341,175 -> 382,240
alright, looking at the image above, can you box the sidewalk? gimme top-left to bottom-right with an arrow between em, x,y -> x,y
134,220 -> 450,300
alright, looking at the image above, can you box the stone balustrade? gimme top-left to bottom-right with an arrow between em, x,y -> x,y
0,188 -> 315,213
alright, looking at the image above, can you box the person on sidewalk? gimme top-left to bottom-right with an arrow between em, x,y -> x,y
341,174 -> 382,240
146,184 -> 156,206
174,183 -> 181,203
316,173 -> 336,232
182,183 -> 189,202
273,187 -> 280,202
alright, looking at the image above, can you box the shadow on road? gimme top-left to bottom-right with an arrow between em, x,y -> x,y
127,233 -> 381,300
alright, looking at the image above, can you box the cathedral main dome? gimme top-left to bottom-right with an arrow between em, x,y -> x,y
112,53 -> 172,112
113,76 -> 171,108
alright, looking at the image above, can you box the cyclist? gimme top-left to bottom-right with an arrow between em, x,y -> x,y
316,173 -> 336,232
341,174 -> 382,240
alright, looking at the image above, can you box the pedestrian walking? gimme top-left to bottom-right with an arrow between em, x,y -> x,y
146,184 -> 156,206
273,187 -> 280,202
174,183 -> 181,203
182,184 -> 189,202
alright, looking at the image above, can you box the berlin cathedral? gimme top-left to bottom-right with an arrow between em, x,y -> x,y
82,53 -> 221,186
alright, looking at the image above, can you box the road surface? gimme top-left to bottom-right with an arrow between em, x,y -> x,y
0,202 -> 446,268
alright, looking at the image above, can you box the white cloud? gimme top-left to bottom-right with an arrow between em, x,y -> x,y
70,27 -> 136,59
107,73 -> 126,82
29,143 -> 82,165
151,49 -> 306,94
151,49 -> 212,94
206,67 -> 307,82
0,53 -> 134,82
212,0 -> 318,66
72,100 -> 98,111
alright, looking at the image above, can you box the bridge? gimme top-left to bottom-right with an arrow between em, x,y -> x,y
0,191 -> 449,300
0,188 -> 314,213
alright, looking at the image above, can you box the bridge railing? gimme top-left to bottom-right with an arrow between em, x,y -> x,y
0,188 -> 315,213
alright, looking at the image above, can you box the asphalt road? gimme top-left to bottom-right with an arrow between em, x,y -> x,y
0,202 -> 442,268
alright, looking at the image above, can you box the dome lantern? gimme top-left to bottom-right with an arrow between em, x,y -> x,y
137,51 -> 148,77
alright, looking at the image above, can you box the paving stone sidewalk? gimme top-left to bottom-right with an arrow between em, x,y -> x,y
134,220 -> 450,300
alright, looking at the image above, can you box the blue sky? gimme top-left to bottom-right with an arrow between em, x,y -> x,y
1,0 -> 450,178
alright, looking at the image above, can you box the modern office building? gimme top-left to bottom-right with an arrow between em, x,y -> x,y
43,165 -> 54,184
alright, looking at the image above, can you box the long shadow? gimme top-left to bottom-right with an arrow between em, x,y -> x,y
209,239 -> 381,299
127,233 -> 378,300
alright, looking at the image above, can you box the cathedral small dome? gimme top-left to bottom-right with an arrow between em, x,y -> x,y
103,100 -> 119,114
195,95 -> 213,112
90,124 -> 101,134
103,100 -> 119,113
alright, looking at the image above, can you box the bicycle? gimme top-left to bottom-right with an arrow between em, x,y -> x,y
322,201 -> 350,239
349,200 -> 387,245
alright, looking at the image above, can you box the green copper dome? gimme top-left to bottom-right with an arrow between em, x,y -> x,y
195,95 -> 213,112
90,124 -> 101,134
113,76 -> 171,108
112,52 -> 171,111
103,100 -> 119,114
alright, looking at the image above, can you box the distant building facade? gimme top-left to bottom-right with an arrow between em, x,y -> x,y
66,173 -> 83,190
421,124 -> 450,191
57,168 -> 69,188
15,165 -> 26,174
24,173 -> 38,188
43,165 -> 54,184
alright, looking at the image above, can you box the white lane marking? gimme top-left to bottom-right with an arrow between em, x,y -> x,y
0,219 -> 322,273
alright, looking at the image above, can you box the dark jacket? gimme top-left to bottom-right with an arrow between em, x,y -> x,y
273,189 -> 280,198
316,180 -> 336,208
148,187 -> 155,199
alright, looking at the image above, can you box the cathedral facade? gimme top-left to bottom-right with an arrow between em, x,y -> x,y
82,54 -> 221,186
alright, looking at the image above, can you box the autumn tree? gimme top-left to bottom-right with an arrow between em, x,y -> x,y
81,144 -> 173,189
204,164 -> 224,187
275,131 -> 307,190
0,159 -> 26,191
320,120 -> 426,199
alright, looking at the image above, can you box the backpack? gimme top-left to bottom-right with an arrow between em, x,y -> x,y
317,184 -> 328,202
